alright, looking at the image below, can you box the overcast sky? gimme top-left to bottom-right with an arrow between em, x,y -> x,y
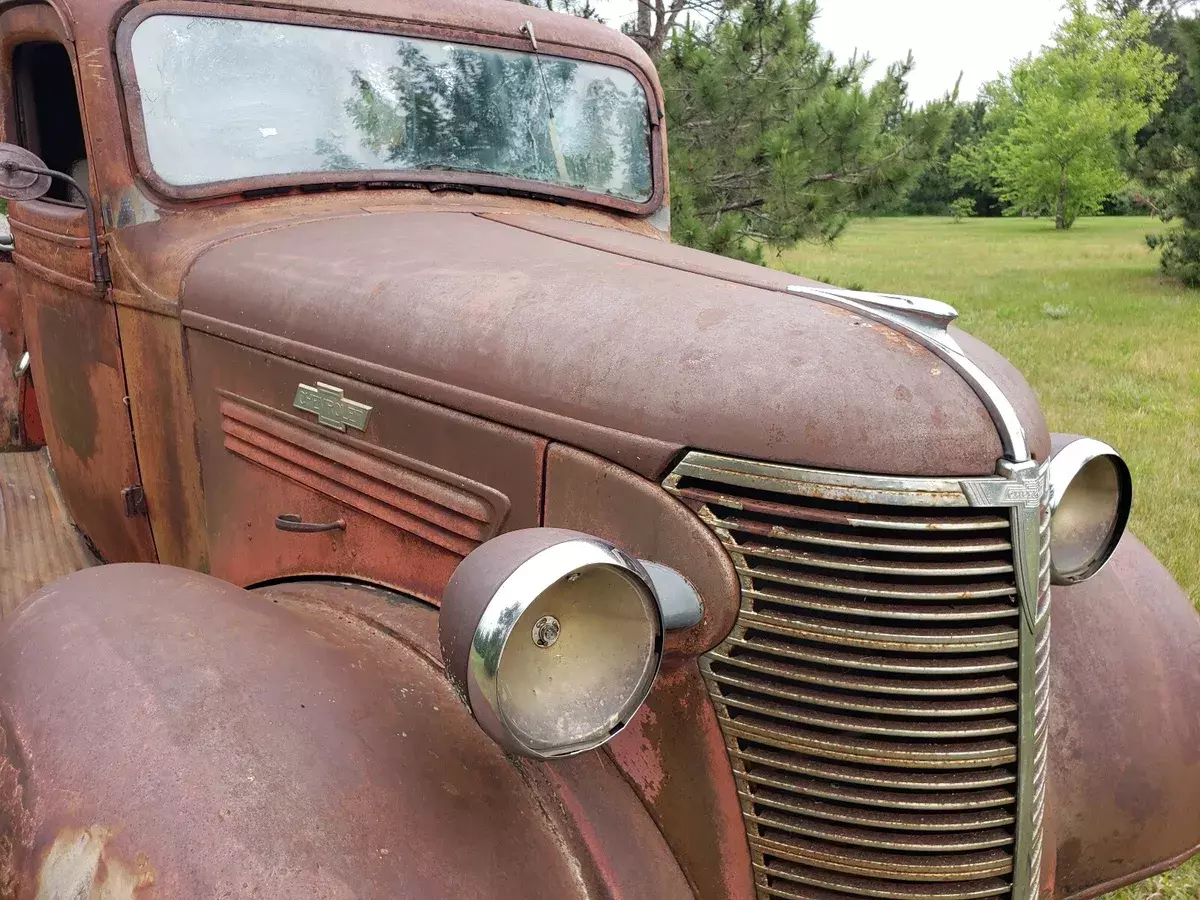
594,0 -> 1066,105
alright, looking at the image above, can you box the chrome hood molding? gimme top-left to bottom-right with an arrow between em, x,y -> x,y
789,287 -> 1030,463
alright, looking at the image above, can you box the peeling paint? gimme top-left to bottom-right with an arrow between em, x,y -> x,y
35,827 -> 153,900
0,707 -> 34,900
608,705 -> 664,803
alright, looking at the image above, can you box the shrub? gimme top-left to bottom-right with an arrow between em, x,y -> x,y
950,197 -> 977,222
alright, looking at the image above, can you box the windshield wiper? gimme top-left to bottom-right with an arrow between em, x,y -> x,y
519,20 -> 570,183
404,163 -> 480,174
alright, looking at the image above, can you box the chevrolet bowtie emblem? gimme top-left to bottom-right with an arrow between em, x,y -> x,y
293,382 -> 372,432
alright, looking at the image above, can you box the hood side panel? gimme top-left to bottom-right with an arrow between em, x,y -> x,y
477,211 -> 827,292
482,214 -> 1051,465
181,211 -> 1006,477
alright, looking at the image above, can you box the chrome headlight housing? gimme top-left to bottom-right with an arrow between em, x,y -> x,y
1047,438 -> 1132,585
439,529 -> 666,759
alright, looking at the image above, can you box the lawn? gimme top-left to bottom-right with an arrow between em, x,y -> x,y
774,215 -> 1200,900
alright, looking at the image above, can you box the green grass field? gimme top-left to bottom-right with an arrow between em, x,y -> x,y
774,215 -> 1200,900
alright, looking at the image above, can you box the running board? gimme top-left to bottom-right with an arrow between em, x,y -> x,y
0,449 -> 98,618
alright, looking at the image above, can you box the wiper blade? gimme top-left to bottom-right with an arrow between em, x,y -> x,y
405,163 -> 479,174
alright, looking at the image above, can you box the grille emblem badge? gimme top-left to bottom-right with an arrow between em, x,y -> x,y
293,382 -> 372,432
963,462 -> 1049,631
960,471 -> 1046,509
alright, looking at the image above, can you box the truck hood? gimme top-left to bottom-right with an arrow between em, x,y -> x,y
179,210 -> 1049,479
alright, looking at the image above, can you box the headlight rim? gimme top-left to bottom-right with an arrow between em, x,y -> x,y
1047,437 -> 1132,586
456,533 -> 664,760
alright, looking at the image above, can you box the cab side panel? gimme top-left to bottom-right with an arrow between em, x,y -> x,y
1,4 -> 155,562
15,249 -> 154,561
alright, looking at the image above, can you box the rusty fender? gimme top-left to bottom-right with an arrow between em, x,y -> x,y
1049,534 -> 1200,900
0,565 -> 692,900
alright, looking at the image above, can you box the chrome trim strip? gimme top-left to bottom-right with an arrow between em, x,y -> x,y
787,287 -> 1031,462
962,462 -> 1048,630
12,349 -> 29,380
676,451 -> 979,506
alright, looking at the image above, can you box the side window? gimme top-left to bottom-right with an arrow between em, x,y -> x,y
12,42 -> 87,204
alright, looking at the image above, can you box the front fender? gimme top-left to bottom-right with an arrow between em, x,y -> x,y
0,565 -> 691,899
1050,535 -> 1200,899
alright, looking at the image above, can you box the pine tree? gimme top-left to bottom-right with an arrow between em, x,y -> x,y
1146,16 -> 1200,285
1102,0 -> 1197,215
660,0 -> 952,261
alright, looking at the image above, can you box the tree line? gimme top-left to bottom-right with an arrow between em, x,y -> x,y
517,0 -> 1200,284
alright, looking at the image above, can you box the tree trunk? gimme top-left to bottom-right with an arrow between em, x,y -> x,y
1055,166 -> 1069,230
636,0 -> 652,38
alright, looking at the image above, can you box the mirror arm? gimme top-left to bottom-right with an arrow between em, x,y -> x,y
0,161 -> 109,293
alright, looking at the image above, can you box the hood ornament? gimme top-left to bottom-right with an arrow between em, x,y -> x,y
793,287 -> 960,347
822,288 -> 959,332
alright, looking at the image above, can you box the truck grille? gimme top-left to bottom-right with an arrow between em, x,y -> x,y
665,453 -> 1050,900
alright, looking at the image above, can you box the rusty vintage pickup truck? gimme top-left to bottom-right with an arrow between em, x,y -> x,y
1,0 -> 1198,898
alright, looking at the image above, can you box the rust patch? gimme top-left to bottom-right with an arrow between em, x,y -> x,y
36,305 -> 101,462
607,660 -> 755,900
0,262 -> 22,450
607,705 -> 665,803
0,707 -> 35,900
871,322 -> 925,356
35,827 -> 153,900
695,307 -> 729,330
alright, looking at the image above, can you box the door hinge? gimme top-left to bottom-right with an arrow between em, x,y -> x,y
97,247 -> 112,289
122,484 -> 147,518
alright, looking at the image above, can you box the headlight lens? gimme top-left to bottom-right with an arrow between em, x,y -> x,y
1047,438 -> 1132,585
496,561 -> 659,754
440,529 -> 664,759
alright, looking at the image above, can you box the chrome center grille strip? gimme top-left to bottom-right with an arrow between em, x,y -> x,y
666,452 -> 1049,900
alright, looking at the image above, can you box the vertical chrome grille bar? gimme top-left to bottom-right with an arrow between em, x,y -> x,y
963,459 -> 1051,900
667,452 -> 1049,900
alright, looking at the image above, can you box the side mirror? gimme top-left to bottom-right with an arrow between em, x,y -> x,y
0,143 -> 108,291
0,143 -> 52,201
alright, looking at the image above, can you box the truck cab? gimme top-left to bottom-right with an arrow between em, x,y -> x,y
1,1 -> 1198,898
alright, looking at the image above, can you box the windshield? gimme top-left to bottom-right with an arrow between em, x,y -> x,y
128,15 -> 654,202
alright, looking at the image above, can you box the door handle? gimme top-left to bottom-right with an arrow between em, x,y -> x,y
275,513 -> 346,534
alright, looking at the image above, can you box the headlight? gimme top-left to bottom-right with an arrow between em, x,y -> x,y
1047,438 -> 1132,585
440,528 -> 664,759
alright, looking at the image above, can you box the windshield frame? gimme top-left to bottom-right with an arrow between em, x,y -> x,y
114,1 -> 665,214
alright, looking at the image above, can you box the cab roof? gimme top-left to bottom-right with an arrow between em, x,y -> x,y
42,0 -> 660,92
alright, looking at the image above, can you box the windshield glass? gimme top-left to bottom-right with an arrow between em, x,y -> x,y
128,15 -> 653,202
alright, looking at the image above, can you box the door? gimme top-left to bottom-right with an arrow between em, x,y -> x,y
2,8 -> 155,562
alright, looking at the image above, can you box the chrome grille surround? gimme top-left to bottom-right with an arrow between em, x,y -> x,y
665,452 -> 1050,900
